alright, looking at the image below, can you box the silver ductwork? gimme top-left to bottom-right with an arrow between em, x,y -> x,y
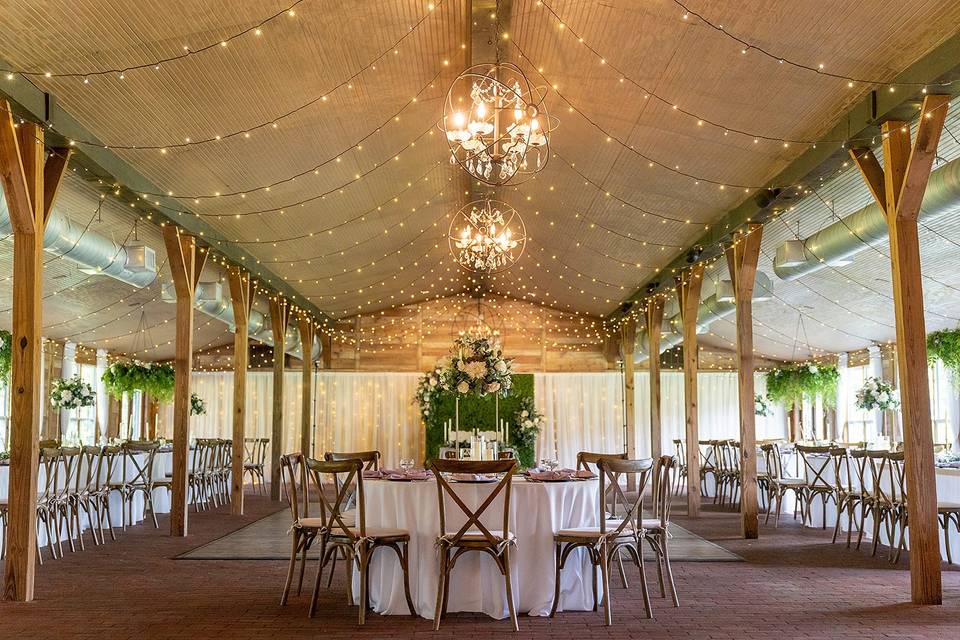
161,282 -> 319,361
773,155 -> 960,280
0,190 -> 158,288
635,274 -> 774,358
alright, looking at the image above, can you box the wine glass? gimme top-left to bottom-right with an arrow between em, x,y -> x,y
400,458 -> 414,472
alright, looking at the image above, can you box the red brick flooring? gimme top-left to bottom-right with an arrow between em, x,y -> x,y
1,493 -> 958,639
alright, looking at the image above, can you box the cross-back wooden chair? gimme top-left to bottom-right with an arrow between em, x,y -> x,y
243,437 -> 270,495
713,440 -> 741,509
830,447 -> 866,547
37,447 -> 64,562
279,453 -> 324,607
760,443 -> 805,527
672,439 -> 687,495
642,455 -> 680,608
576,450 -> 633,586
865,451 -> 909,562
795,444 -> 836,528
697,440 -> 717,497
96,445 -> 124,542
189,439 -> 213,511
429,458 -> 518,632
550,457 -> 654,626
305,457 -> 415,624
75,445 -> 105,547
119,441 -> 160,528
51,446 -> 82,555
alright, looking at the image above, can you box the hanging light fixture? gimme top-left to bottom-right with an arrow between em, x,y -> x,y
442,62 -> 554,185
448,198 -> 526,273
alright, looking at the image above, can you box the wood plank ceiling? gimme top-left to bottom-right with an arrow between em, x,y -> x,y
0,0 -> 959,360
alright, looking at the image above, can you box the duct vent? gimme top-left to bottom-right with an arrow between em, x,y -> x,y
125,243 -> 156,273
775,240 -> 808,269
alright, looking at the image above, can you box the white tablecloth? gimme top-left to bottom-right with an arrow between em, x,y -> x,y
0,451 -> 174,547
357,477 -> 601,620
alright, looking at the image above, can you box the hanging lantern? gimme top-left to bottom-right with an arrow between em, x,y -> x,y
442,62 -> 554,186
448,198 -> 526,273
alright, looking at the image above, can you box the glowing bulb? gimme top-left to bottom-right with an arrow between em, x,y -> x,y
476,102 -> 487,118
514,108 -> 523,120
531,118 -> 540,131
453,111 -> 465,127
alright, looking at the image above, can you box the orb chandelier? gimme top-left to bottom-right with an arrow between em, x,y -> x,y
448,198 -> 526,273
442,62 -> 553,186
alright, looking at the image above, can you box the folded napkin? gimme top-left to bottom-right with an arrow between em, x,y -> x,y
451,473 -> 493,482
404,470 -> 431,480
362,470 -> 383,479
575,469 -> 597,479
528,470 -> 570,482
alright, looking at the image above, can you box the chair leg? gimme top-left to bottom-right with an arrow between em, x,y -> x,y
598,542 -> 612,627
326,548 -> 339,588
281,531 -> 301,606
503,546 -> 519,632
358,546 -> 370,626
831,500 -> 844,544
549,543 -> 562,617
616,548 -> 629,588
399,542 -> 417,617
296,533 -> 310,595
433,549 -> 448,631
635,541 -> 653,620
856,501 -> 868,550
309,537 -> 328,618
943,517 -> 953,565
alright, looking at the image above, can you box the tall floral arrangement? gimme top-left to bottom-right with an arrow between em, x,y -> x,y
0,329 -> 11,386
102,360 -> 175,401
50,375 -> 95,410
415,335 -> 513,412
855,377 -> 900,412
190,392 -> 207,416
511,396 -> 543,460
765,362 -> 839,407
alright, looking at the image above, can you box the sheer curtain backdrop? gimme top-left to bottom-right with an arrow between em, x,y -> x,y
158,370 -> 788,475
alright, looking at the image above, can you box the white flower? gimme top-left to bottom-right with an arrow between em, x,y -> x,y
523,419 -> 533,428
495,360 -> 507,374
456,381 -> 470,394
486,382 -> 501,393
61,389 -> 73,403
429,377 -> 437,387
808,364 -> 819,374
521,410 -> 529,418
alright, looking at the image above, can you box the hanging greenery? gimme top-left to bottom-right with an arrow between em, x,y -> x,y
102,361 -> 175,402
927,329 -> 960,383
0,329 -> 12,387
765,362 -> 839,408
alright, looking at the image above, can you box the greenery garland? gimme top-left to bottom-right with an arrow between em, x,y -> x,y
102,361 -> 175,402
927,328 -> 960,383
765,362 -> 839,408
0,329 -> 11,387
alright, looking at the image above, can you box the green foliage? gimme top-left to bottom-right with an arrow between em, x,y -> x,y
424,374 -> 535,467
765,362 -> 839,408
927,329 -> 960,383
0,329 -> 11,387
102,361 -> 175,402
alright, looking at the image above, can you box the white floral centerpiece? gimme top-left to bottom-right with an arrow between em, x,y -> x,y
190,393 -> 207,416
49,375 -> 95,411
754,394 -> 774,417
512,397 -> 543,453
855,377 -> 900,412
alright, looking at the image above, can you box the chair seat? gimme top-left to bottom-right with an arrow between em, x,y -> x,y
441,530 -> 515,543
640,518 -> 666,530
295,517 -> 327,530
775,477 -> 805,486
342,526 -> 409,540
556,526 -> 634,539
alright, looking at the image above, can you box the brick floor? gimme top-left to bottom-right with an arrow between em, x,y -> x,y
1,493 -> 958,639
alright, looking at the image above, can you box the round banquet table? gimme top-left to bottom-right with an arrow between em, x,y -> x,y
356,476 -> 602,620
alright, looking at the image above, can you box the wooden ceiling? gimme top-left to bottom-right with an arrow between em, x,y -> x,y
0,0 -> 959,360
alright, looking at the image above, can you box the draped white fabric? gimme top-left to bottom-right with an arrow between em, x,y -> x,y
161,370 -> 787,473
536,371 -> 788,468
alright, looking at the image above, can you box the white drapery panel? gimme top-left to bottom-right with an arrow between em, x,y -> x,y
535,371 -> 788,468
158,370 -> 788,473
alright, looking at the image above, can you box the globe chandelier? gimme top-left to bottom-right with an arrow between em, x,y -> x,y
448,198 -> 526,273
442,61 -> 553,185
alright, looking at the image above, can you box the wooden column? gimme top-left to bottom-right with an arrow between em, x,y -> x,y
297,316 -> 316,457
227,268 -> 254,516
147,396 -> 159,440
646,297 -> 665,460
789,403 -> 801,442
162,226 -> 207,537
849,94 -> 949,606
726,223 -> 763,540
268,296 -> 292,500
0,104 -> 71,601
619,318 -> 638,489
320,332 -> 332,370
676,262 -> 705,517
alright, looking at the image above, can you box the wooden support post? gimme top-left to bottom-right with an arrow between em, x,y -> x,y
726,223 -> 763,540
619,318 -> 638,489
268,296 -> 292,500
147,397 -> 159,440
789,403 -> 801,442
162,226 -> 207,537
297,316 -> 317,458
227,267 -> 254,516
0,102 -> 71,601
320,332 -> 332,370
849,94 -> 949,606
676,262 -> 705,517
646,297 -> 665,460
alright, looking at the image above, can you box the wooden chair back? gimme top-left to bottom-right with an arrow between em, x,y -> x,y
796,444 -> 833,489
77,445 -> 104,494
429,459 -> 516,547
306,457 -> 364,540
651,455 -> 676,528
39,447 -> 63,501
100,446 -> 124,487
279,453 -> 311,523
56,447 -> 82,501
672,439 -> 686,465
597,457 -> 654,538
698,440 -> 717,470
760,443 -> 788,482
498,450 -> 515,460
122,440 -> 159,487
324,450 -> 381,470
576,450 -> 627,473
867,450 -> 905,506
